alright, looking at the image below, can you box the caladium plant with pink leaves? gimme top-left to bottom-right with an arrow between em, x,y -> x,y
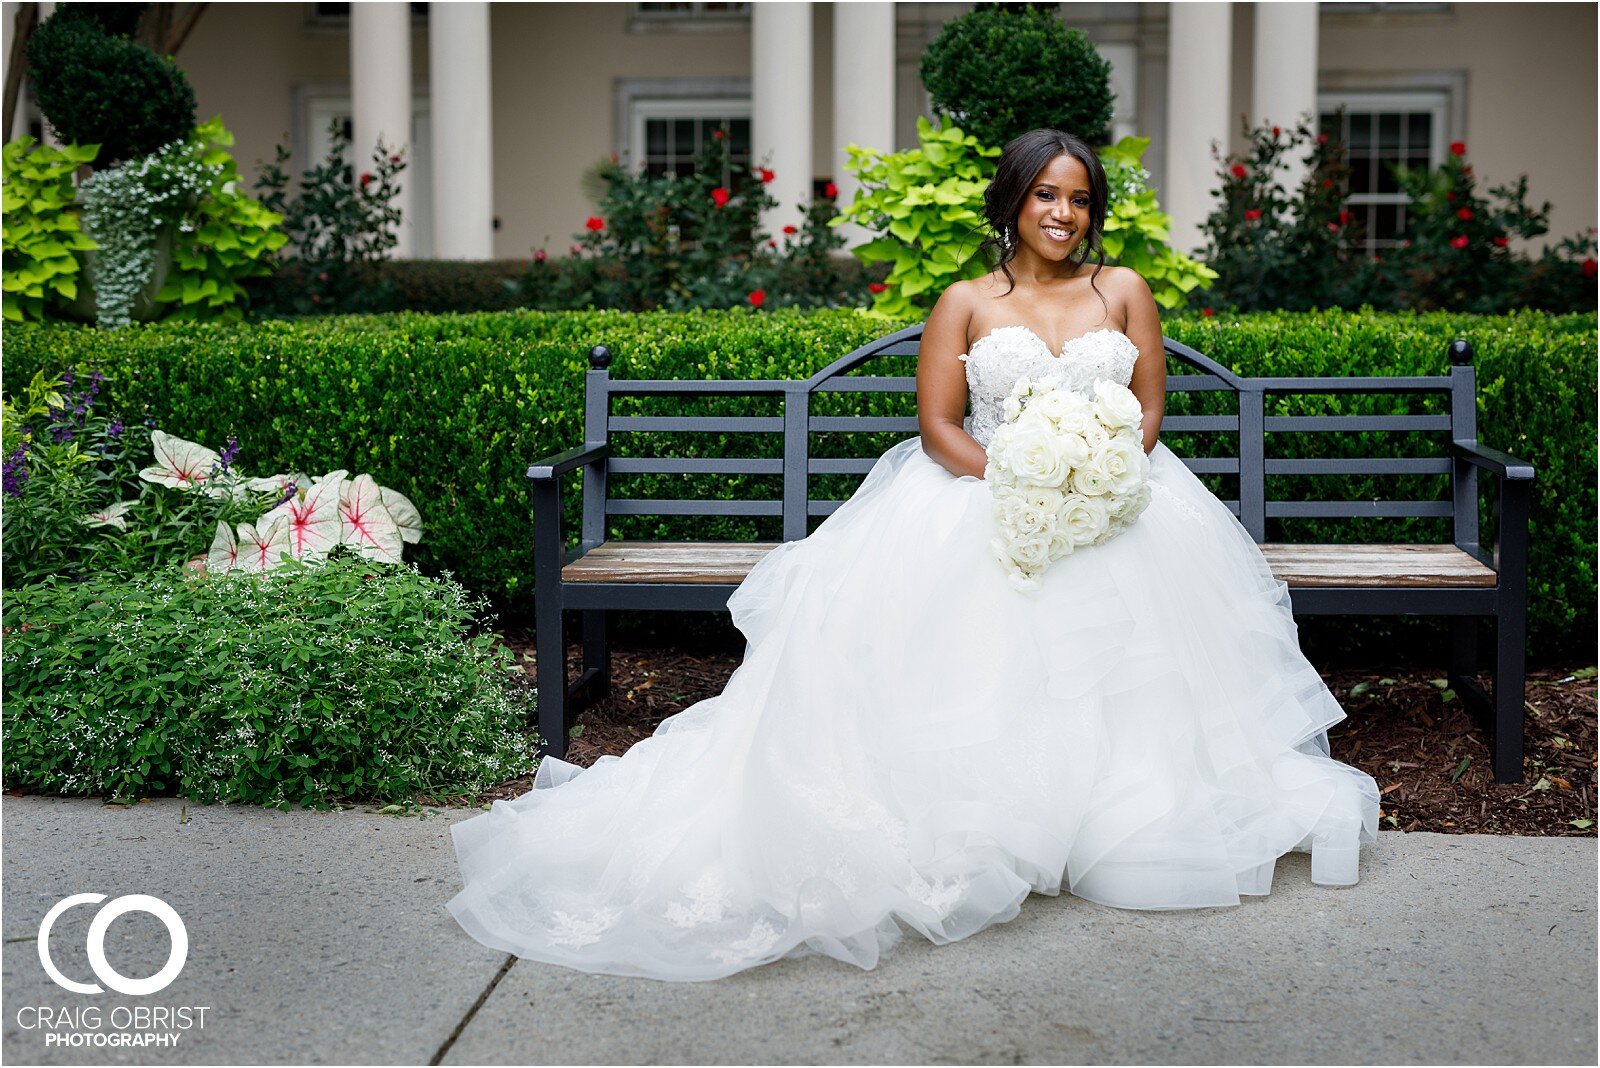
129,432 -> 425,577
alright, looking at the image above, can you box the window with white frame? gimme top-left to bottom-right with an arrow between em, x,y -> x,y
630,2 -> 751,31
300,91 -> 433,258
1319,90 -> 1451,255
628,98 -> 752,184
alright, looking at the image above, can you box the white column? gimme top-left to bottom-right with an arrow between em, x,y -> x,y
429,1 -> 492,260
1163,3 -> 1233,257
351,1 -> 414,258
1252,2 -> 1319,209
751,2 -> 812,236
832,1 -> 894,245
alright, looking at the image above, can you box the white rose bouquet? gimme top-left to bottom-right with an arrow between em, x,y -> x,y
984,374 -> 1153,591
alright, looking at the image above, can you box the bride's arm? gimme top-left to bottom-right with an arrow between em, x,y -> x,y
1119,269 -> 1167,455
917,282 -> 989,480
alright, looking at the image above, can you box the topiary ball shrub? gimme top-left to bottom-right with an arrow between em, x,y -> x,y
1,554 -> 540,808
25,7 -> 197,166
920,3 -> 1115,149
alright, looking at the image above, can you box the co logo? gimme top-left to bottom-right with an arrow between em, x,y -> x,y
37,894 -> 188,996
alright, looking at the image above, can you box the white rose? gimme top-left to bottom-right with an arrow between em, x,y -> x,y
1070,453 -> 1116,496
1002,395 -> 1023,421
1008,529 -> 1054,569
996,492 -> 1055,538
1010,374 -> 1033,398
1002,422 -> 1073,489
1053,406 -> 1094,436
1096,436 -> 1148,495
1081,420 -> 1109,449
1058,493 -> 1111,546
1092,380 -> 1145,430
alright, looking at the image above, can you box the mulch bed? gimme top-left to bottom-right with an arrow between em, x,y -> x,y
469,625 -> 1596,838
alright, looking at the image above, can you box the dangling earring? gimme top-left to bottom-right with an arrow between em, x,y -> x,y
1000,226 -> 1014,255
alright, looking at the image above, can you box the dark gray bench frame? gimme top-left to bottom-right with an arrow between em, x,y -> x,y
529,326 -> 1535,782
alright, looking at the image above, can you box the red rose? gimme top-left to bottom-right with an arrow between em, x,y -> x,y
534,249 -> 547,261
748,289 -> 766,308
1582,258 -> 1598,278
317,271 -> 329,282
1201,307 -> 1215,318
758,167 -> 775,184
1456,207 -> 1473,221
1338,209 -> 1352,226
767,239 -> 777,248
1450,235 -> 1469,249
1491,236 -> 1508,248
585,216 -> 605,232
782,224 -> 798,235
1446,192 -> 1456,201
711,187 -> 731,208
823,182 -> 838,199
389,153 -> 401,164
1316,133 -> 1328,145
1271,126 -> 1280,137
1322,179 -> 1334,189
1230,164 -> 1247,179
1463,166 -> 1474,176
713,129 -> 726,140
360,172 -> 374,187
1244,208 -> 1261,221
868,282 -> 887,294
1449,141 -> 1467,156
1327,223 -> 1339,232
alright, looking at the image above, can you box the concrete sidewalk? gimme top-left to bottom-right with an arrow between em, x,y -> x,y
2,796 -> 1593,1066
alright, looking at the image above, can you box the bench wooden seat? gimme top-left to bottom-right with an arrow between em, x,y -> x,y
529,326 -> 1535,781
563,540 -> 1500,590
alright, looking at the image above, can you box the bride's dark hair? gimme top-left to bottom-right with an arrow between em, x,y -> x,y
979,128 -> 1111,306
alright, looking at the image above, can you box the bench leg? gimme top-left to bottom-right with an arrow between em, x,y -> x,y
535,600 -> 569,761
1490,610 -> 1527,785
581,610 -> 611,701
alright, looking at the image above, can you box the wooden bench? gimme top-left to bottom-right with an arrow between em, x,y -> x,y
529,326 -> 1535,782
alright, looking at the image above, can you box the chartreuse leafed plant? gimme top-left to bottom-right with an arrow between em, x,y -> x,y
1,137 -> 99,321
835,117 -> 1000,319
1,556 -> 539,808
837,119 -> 1214,318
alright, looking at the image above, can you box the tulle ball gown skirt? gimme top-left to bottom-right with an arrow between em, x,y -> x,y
447,437 -> 1381,981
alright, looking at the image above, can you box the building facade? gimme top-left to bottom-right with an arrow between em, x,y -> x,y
6,1 -> 1596,263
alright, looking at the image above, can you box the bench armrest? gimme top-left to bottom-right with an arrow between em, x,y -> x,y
1451,440 -> 1535,481
527,442 -> 609,481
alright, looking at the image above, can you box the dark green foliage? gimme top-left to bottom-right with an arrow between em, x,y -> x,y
513,126 -> 856,312
49,2 -> 148,37
246,259 -> 531,316
2,555 -> 538,807
251,122 -> 407,315
25,8 -> 197,165
1201,112 -> 1597,315
1,308 -> 1591,659
920,3 -> 1115,148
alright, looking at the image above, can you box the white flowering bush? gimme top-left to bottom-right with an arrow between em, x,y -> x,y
985,374 -> 1152,590
1,556 -> 538,808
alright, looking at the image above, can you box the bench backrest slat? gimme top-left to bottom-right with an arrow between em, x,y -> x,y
586,326 -> 1476,543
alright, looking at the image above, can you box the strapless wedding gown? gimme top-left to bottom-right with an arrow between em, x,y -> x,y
447,326 -> 1381,981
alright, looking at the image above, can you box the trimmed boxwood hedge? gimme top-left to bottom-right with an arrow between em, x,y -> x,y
2,307 -> 1592,659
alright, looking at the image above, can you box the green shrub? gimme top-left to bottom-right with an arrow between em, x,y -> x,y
920,3 -> 1115,148
1,308 -> 1590,659
25,7 -> 196,166
2,555 -> 537,807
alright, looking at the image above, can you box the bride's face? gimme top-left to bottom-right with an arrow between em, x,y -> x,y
1013,153 -> 1091,264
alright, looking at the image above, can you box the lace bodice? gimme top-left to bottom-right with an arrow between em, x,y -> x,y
958,326 -> 1141,448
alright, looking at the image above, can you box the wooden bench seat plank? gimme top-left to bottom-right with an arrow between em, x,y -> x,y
565,541 -> 1497,589
1258,543 -> 1497,587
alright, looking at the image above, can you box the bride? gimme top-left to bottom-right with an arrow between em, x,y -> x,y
447,128 -> 1381,982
